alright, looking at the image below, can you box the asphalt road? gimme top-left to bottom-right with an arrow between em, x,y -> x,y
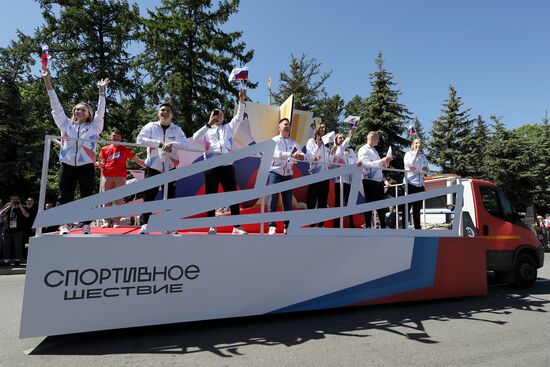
2,255 -> 550,367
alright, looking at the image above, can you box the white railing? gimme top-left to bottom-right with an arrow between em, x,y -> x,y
35,136 -> 463,237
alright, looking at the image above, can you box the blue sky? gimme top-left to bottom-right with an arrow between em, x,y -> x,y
1,0 -> 549,131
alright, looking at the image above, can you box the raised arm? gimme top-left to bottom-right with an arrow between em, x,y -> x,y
41,67 -> 69,130
227,89 -> 247,135
92,78 -> 110,133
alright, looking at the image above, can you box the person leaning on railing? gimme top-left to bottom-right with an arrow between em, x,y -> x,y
136,103 -> 190,234
404,137 -> 430,229
41,67 -> 110,235
267,118 -> 305,235
192,89 -> 248,235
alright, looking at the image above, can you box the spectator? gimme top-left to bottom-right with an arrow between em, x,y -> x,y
192,89 -> 248,235
267,118 -> 304,235
41,67 -> 110,235
42,202 -> 59,233
1,195 -> 29,267
357,131 -> 393,229
23,197 -> 38,260
98,128 -> 146,227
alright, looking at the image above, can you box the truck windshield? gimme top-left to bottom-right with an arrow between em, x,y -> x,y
480,186 -> 518,222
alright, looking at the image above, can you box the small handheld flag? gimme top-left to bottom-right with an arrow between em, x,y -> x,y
41,45 -> 50,68
386,146 -> 393,158
228,66 -> 249,82
343,115 -> 360,127
407,124 -> 416,137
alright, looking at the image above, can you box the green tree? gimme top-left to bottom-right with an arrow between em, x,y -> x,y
428,85 -> 474,175
312,94 -> 345,132
344,95 -> 364,117
351,51 -> 411,162
36,0 -> 143,137
460,115 -> 489,178
140,0 -> 255,135
274,53 -> 331,111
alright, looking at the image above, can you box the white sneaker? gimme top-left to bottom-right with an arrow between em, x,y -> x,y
139,224 -> 147,234
82,224 -> 91,235
283,228 -> 288,235
208,227 -> 217,235
59,225 -> 69,235
232,227 -> 248,235
268,226 -> 277,235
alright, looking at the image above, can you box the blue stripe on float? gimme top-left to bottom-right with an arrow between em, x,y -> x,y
269,237 -> 439,314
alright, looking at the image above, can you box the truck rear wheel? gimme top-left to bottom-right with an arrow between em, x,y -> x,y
512,253 -> 537,289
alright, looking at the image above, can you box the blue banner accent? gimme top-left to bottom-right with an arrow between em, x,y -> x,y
269,237 -> 439,313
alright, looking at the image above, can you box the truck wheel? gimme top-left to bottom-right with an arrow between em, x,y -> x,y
512,253 -> 537,289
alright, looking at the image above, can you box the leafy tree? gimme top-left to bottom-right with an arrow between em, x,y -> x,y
428,85 -> 474,175
312,94 -> 345,132
351,51 -> 411,162
140,0 -> 255,135
274,53 -> 331,111
344,95 -> 364,117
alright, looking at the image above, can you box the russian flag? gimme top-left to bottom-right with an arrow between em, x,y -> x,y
41,45 -> 50,68
228,66 -> 248,82
407,124 -> 416,136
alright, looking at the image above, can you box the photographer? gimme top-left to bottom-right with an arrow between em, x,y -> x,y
1,195 -> 29,267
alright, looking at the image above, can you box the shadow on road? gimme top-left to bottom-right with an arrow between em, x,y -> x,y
29,277 -> 550,357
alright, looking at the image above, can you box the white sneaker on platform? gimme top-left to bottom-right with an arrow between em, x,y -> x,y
232,227 -> 248,235
82,224 -> 91,235
208,227 -> 217,235
268,226 -> 276,235
59,225 -> 69,235
139,224 -> 147,234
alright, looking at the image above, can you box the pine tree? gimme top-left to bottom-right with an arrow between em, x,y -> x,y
344,95 -> 364,118
428,85 -> 474,175
274,53 -> 331,111
312,94 -> 345,132
140,0 -> 255,135
460,115 -> 489,178
351,51 -> 411,161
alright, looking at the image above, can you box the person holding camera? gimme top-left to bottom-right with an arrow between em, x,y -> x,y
357,131 -> 393,229
305,121 -> 331,227
41,67 -> 110,235
192,89 -> 248,235
267,118 -> 305,235
1,195 -> 29,266
136,103 -> 189,234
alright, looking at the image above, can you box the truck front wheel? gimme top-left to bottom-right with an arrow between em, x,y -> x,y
512,253 -> 537,289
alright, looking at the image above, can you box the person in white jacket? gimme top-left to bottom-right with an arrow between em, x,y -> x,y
41,67 -> 110,235
330,129 -> 360,228
136,103 -> 190,233
305,121 -> 331,227
404,137 -> 430,229
267,118 -> 304,235
192,89 -> 248,235
357,131 -> 393,228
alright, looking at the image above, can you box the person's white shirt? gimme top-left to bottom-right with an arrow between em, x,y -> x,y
136,121 -> 189,172
270,135 -> 302,176
330,136 -> 357,184
404,150 -> 429,187
192,102 -> 245,164
357,143 -> 385,182
305,137 -> 331,174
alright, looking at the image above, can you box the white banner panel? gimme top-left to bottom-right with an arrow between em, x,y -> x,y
20,234 -> 414,338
